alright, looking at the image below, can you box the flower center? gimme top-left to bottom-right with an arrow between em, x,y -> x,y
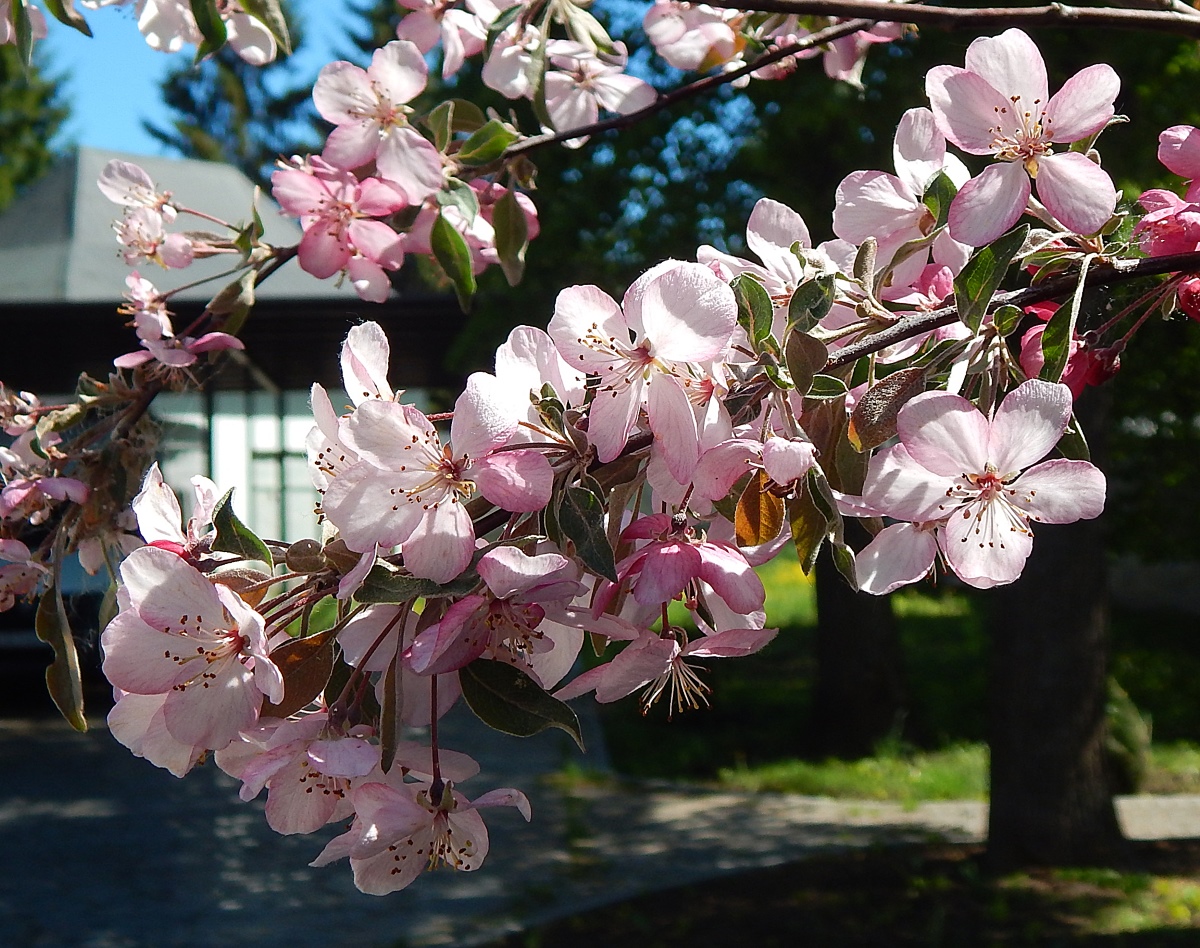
989,95 -> 1054,173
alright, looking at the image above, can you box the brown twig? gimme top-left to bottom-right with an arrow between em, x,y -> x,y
825,249 -> 1200,369
703,0 -> 1200,39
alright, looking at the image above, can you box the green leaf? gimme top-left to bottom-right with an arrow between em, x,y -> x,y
206,270 -> 255,337
43,0 -> 92,35
37,584 -> 86,732
734,470 -> 784,547
853,237 -> 877,287
922,171 -> 958,229
13,0 -> 34,69
425,100 -> 456,152
559,485 -> 618,582
788,273 -> 837,334
436,178 -> 480,223
486,4 -> 524,57
731,273 -> 773,348
189,0 -> 228,60
356,562 -> 479,603
238,0 -> 293,56
783,329 -> 828,397
430,213 -> 477,312
456,119 -> 519,166
1056,413 -> 1091,461
953,225 -> 1028,333
461,660 -> 584,749
786,489 -> 826,575
492,188 -> 529,286
847,367 -> 927,452
806,374 -> 850,400
1040,254 -> 1096,385
262,628 -> 337,718
991,303 -> 1024,337
210,488 -> 273,567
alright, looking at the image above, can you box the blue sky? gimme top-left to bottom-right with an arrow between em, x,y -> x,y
43,1 -> 366,156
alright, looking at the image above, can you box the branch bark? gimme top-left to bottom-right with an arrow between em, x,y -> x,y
825,249 -> 1200,371
705,0 -> 1200,39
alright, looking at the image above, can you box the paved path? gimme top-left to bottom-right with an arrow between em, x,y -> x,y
4,707 -> 1200,948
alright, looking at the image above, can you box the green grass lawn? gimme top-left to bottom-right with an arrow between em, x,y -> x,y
594,558 -> 1200,792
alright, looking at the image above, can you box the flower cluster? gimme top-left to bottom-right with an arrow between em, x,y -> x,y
14,17 -> 1200,909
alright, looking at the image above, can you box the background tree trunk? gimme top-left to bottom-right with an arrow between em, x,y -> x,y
985,389 -> 1126,870
806,541 -> 910,759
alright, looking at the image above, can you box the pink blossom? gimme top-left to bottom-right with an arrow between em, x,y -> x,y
311,772 -> 530,895
98,160 -> 179,222
548,261 -> 737,479
311,40 -> 444,203
113,207 -> 194,269
1133,189 -> 1200,257
0,539 -> 47,611
272,159 -> 407,295
555,626 -> 776,713
0,473 -> 89,524
113,282 -> 244,372
858,379 -> 1106,589
643,2 -> 738,73
406,545 -> 586,681
926,29 -> 1119,245
543,42 -> 656,146
320,373 -> 553,581
215,712 -> 379,835
834,108 -> 971,285
396,0 -> 498,78
80,1 -> 276,63
594,513 -> 766,617
481,24 -> 541,99
129,462 -> 219,560
101,546 -> 283,761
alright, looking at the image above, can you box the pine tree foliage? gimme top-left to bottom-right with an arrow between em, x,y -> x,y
0,46 -> 68,212
145,6 -> 317,189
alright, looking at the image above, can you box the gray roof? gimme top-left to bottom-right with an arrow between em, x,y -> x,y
0,147 -> 355,304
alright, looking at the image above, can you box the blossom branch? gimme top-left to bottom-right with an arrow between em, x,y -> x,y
504,18 -> 873,157
825,249 -> 1200,369
703,0 -> 1200,39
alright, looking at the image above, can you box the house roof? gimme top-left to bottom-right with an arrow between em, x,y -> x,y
0,147 -> 355,304
0,150 -> 469,392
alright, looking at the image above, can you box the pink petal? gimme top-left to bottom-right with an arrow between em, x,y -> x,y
628,262 -> 737,363
341,322 -> 392,404
1035,152 -> 1116,237
473,449 -> 553,512
861,443 -> 960,523
926,66 -> 1010,156
893,107 -> 946,196
940,502 -> 1033,588
647,374 -> 700,485
745,197 -> 811,280
369,39 -> 429,105
986,379 -> 1072,473
548,284 -> 627,370
684,625 -> 776,658
1159,125 -> 1200,181
855,522 -> 939,595
402,504 -> 475,583
594,635 -> 678,703
376,127 -> 444,205
322,122 -> 382,171
695,543 -> 766,614
833,170 -> 920,246
897,391 -> 990,476
962,28 -> 1047,113
1007,458 -> 1105,524
312,61 -> 375,126
451,371 -> 518,459
1045,63 -> 1119,142
630,541 -> 702,606
947,162 -> 1029,247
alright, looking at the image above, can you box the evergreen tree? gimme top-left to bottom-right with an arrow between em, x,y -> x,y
145,7 -> 317,188
0,45 -> 67,211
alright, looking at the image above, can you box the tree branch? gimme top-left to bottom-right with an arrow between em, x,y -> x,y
504,18 -> 873,158
704,0 -> 1200,39
825,250 -> 1200,369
